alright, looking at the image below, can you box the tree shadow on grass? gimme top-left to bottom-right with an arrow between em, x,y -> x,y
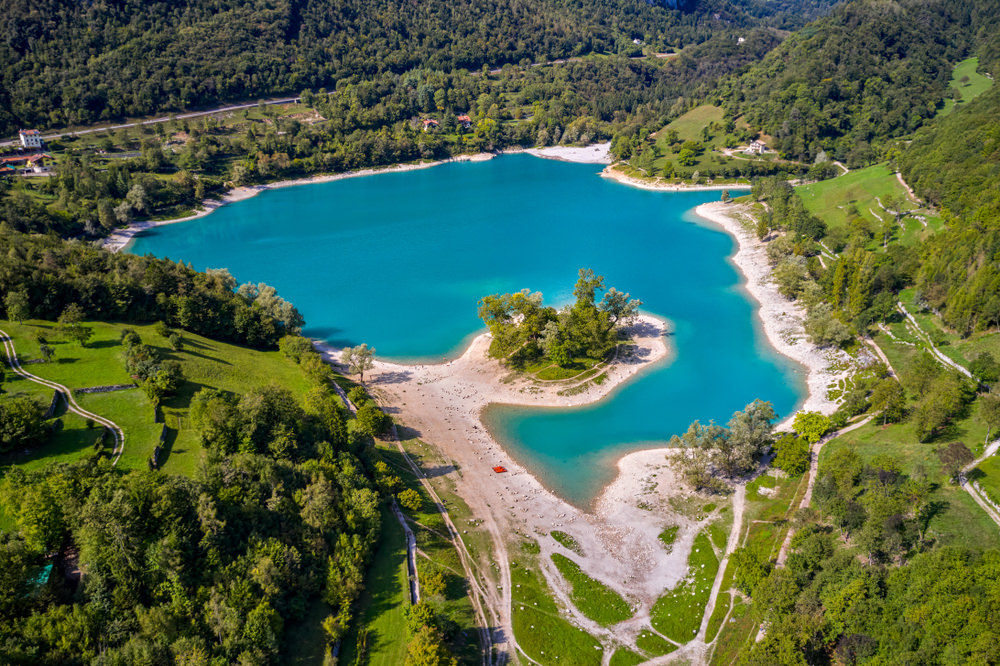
156,425 -> 179,469
86,339 -> 121,350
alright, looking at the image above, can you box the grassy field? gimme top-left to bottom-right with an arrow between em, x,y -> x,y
705,591 -> 732,643
650,531 -> 720,642
635,628 -> 677,656
641,104 -> 777,180
708,472 -> 803,665
708,598 -> 750,665
658,525 -> 679,552
974,456 -> 1000,507
891,288 -> 1000,373
608,647 -> 647,666
656,104 -> 725,142
796,163 -> 941,250
550,553 -> 633,626
937,57 -> 994,118
1,318 -> 315,477
372,439 -> 483,664
821,422 -> 1000,551
550,530 -> 584,555
511,542 -> 604,666
336,506 -> 411,666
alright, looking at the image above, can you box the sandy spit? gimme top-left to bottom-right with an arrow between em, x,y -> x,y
523,141 -> 612,164
601,163 -> 752,193
315,316 -> 712,617
694,201 -> 851,429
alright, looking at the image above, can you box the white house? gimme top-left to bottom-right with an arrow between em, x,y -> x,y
19,129 -> 42,149
744,139 -> 767,155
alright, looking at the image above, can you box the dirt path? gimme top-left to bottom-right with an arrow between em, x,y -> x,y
862,337 -> 900,379
961,439 -> 1000,531
896,302 -> 974,379
390,499 -> 421,604
775,416 -> 873,566
0,328 -> 124,464
698,484 -> 746,641
896,171 -> 920,204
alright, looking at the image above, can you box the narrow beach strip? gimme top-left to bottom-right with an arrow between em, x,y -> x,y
693,201 -> 850,429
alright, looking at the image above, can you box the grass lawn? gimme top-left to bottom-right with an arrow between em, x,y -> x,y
705,591 -> 731,643
937,57 -> 994,118
635,629 -> 677,656
796,163 -> 924,247
822,422 -> 1000,551
708,598 -> 750,666
551,530 -> 584,555
658,525 -> 679,552
1,319 -> 315,477
608,647 -> 647,666
655,104 -> 725,142
511,543 -> 604,666
550,553 -> 633,626
336,505 -> 411,666
973,456 -> 1000,507
650,531 -> 719,642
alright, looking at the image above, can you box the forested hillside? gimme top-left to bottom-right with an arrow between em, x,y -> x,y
716,0 -> 1000,165
898,83 -> 1000,334
0,0 -> 839,134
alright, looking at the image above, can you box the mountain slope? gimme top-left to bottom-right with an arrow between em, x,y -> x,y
0,0 -> 839,134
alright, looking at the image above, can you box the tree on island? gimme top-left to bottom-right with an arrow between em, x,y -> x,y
477,269 -> 641,368
342,343 -> 376,383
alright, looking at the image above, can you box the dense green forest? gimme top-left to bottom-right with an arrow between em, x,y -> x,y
0,228 -> 302,348
0,383 -> 383,663
898,85 -> 1000,334
716,0 -> 1000,165
0,0 -> 840,134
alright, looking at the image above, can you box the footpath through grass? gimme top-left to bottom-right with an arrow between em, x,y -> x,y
1,319 -> 314,477
650,531 -> 719,642
511,542 -> 604,666
825,420 -> 1000,552
550,553 -> 632,626
336,505 -> 410,666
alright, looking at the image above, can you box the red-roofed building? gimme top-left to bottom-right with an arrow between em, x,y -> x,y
422,118 -> 440,131
457,115 -> 472,129
19,129 -> 42,149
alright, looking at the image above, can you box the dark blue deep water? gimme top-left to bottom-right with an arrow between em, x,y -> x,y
130,154 -> 804,505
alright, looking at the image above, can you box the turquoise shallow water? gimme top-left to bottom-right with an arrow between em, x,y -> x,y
130,154 -> 805,506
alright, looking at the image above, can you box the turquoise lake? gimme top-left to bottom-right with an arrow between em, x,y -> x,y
130,154 -> 805,506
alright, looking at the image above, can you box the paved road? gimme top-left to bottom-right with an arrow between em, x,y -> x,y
1,97 -> 301,148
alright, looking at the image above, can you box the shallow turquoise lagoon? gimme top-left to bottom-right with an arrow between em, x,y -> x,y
130,154 -> 804,506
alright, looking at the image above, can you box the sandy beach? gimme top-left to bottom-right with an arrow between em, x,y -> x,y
601,163 -> 752,193
316,315 -> 721,649
694,201 -> 852,428
524,141 -> 612,164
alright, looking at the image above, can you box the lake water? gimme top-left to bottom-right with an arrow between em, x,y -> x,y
130,154 -> 804,506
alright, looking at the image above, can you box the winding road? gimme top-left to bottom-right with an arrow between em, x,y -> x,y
0,328 -> 124,464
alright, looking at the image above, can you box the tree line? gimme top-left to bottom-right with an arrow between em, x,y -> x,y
0,229 -> 302,349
